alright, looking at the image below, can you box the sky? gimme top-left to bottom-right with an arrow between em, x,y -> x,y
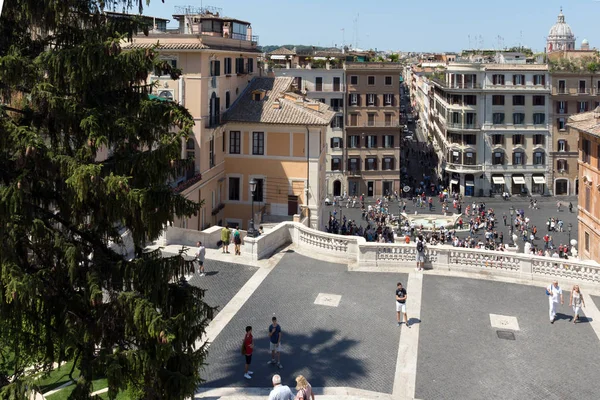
133,0 -> 599,52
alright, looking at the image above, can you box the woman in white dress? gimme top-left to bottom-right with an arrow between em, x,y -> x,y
569,285 -> 586,323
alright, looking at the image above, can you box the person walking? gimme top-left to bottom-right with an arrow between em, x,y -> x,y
396,282 -> 410,327
269,374 -> 294,400
195,241 -> 206,277
233,227 -> 242,255
569,285 -> 586,323
547,280 -> 564,324
242,326 -> 254,379
221,225 -> 231,254
415,235 -> 425,271
294,375 -> 315,400
267,316 -> 283,368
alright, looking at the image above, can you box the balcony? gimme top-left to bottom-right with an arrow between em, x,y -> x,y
347,168 -> 361,176
487,84 -> 550,91
229,32 -> 259,44
485,123 -> 549,131
446,122 -> 480,130
444,163 -> 484,173
487,164 -> 547,172
577,88 -> 591,95
362,120 -> 401,128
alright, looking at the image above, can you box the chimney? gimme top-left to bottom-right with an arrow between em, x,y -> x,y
306,102 -> 320,111
272,100 -> 281,109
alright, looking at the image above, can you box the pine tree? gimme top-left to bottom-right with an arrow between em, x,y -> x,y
0,1 -> 212,398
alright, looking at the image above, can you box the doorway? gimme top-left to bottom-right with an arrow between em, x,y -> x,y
333,180 -> 342,197
382,181 -> 393,197
367,181 -> 374,197
287,195 -> 298,216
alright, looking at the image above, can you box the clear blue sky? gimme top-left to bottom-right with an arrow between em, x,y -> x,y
135,0 -> 598,52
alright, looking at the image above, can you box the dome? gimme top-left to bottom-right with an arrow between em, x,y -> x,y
582,38 -> 589,45
548,10 -> 574,39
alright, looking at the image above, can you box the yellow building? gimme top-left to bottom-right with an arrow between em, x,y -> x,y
221,77 -> 335,230
122,6 -> 260,230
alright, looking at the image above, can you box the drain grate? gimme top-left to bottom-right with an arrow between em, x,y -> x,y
497,330 -> 516,340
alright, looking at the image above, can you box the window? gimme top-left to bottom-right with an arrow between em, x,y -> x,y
368,76 -> 375,85
253,93 -> 261,101
491,135 -> 504,146
512,95 -> 525,106
513,74 -> 525,85
209,137 -> 215,168
533,113 -> 545,125
350,75 -> 358,85
331,157 -> 342,171
533,152 -> 545,165
333,77 -> 341,92
252,132 -> 264,155
382,157 -> 394,170
492,95 -> 505,106
533,134 -> 545,146
385,76 -> 393,85
449,133 -> 461,144
384,93 -> 393,106
579,80 -> 587,94
464,134 -> 476,145
585,231 -> 590,252
532,95 -> 545,106
493,151 -> 504,165
349,93 -> 358,106
350,114 -> 358,126
450,150 -> 461,163
557,118 -> 566,130
512,134 -> 524,145
365,157 -> 377,171
228,177 -> 240,201
225,91 -> 231,109
367,94 -> 375,106
235,57 -> 245,74
247,58 -> 254,74
252,178 -> 264,202
465,113 -> 476,126
493,113 -> 505,124
512,151 -> 524,165
224,57 -> 232,74
556,100 -> 567,114
558,80 -> 566,93
578,101 -> 588,113
383,135 -> 394,148
533,74 -> 545,86
348,135 -> 359,148
186,138 -> 195,160
585,187 -> 591,212
348,158 -> 360,172
492,74 -> 505,85
464,95 -> 476,105
557,140 -> 566,152
210,59 -> 221,77
330,115 -> 344,129
463,152 -> 476,165
315,77 -> 323,92
385,113 -> 393,126
557,159 -> 568,171
365,135 -> 377,148
330,137 -> 343,149
582,139 -> 591,163
598,145 -> 600,169
229,131 -> 240,154
367,113 -> 375,126
512,113 -> 525,125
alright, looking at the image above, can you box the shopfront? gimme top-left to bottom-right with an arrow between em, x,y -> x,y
511,175 -> 526,195
491,175 -> 506,194
531,175 -> 546,195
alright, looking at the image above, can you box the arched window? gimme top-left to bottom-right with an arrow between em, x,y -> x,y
557,159 -> 568,172
533,151 -> 545,165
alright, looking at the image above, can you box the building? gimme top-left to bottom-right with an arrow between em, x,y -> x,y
269,52 -> 346,197
345,62 -> 402,198
222,77 -> 335,229
567,108 -> 600,262
546,8 -> 576,53
121,5 -> 261,230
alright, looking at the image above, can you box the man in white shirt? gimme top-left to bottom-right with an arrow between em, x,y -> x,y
547,280 -> 564,324
268,374 -> 293,400
195,241 -> 206,277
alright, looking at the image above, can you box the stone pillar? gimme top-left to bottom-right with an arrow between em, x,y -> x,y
505,174 -> 511,195
524,173 -> 533,195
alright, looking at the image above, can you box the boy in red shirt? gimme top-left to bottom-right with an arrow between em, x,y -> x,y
243,326 -> 254,379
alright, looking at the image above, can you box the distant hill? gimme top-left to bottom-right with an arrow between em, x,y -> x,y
259,44 -> 339,54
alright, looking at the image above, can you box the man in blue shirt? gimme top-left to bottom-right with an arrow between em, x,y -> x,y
267,316 -> 283,368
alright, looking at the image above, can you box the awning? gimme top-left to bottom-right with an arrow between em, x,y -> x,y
492,176 -> 505,184
512,176 -> 526,184
450,179 -> 459,185
533,176 -> 546,184
452,151 -> 459,156
270,55 -> 287,60
465,182 -> 475,187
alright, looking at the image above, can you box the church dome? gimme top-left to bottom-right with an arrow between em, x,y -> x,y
582,38 -> 589,45
548,10 -> 574,39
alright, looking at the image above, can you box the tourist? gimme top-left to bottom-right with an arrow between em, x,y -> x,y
294,375 -> 315,400
415,235 -> 425,271
267,316 -> 283,368
569,285 -> 586,323
547,281 -> 564,324
396,282 -> 410,327
233,227 -> 242,255
242,326 -> 254,379
269,374 -> 294,400
221,225 -> 231,254
195,241 -> 206,277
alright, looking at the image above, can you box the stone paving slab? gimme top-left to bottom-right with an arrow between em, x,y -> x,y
200,251 -> 408,394
416,275 -> 600,400
592,295 -> 600,313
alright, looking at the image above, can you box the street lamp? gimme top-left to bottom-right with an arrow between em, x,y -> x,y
248,178 -> 257,237
568,223 -> 572,243
509,206 -> 515,243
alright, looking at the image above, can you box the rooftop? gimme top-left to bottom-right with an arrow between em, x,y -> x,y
567,106 -> 600,138
222,77 -> 336,126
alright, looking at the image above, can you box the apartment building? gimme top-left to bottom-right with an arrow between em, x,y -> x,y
270,53 -> 346,197
222,77 -> 335,229
122,6 -> 260,230
426,63 -> 551,196
567,108 -> 600,262
345,62 -> 402,198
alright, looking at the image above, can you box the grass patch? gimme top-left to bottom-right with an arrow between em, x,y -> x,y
36,361 -> 79,393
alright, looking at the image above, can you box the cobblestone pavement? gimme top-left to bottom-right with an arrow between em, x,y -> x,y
416,275 -> 600,400
200,251 -> 408,394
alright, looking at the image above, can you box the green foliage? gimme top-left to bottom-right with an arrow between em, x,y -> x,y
549,56 -> 600,73
0,1 -> 211,399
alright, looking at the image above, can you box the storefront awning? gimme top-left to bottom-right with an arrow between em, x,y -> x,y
512,176 -> 526,185
450,179 -> 459,185
533,176 -> 546,184
465,182 -> 475,187
492,176 -> 505,184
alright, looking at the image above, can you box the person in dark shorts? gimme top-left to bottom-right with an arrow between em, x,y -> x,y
396,282 -> 410,327
243,326 -> 254,379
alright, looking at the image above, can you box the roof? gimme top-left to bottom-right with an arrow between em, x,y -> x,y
121,40 -> 261,53
484,64 -> 547,71
222,77 -> 336,126
268,47 -> 296,56
567,107 -> 600,138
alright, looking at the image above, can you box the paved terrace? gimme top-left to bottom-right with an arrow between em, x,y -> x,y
149,220 -> 600,400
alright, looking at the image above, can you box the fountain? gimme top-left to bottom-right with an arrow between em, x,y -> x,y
398,212 -> 462,231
